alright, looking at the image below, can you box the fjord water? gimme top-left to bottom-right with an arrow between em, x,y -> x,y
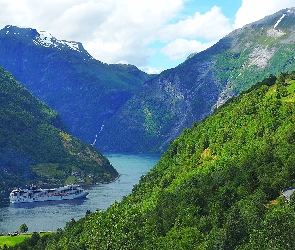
0,153 -> 160,234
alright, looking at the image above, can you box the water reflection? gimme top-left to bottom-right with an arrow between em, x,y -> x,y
10,198 -> 87,209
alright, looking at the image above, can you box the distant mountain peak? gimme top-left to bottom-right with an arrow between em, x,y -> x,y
1,25 -> 93,58
2,25 -> 38,37
34,30 -> 85,53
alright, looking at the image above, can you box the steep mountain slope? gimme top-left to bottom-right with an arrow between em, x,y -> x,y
17,72 -> 295,249
97,7 -> 295,153
0,25 -> 153,145
0,66 -> 118,192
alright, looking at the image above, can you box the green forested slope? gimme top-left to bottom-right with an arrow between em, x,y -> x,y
8,72 -> 295,249
0,67 -> 118,192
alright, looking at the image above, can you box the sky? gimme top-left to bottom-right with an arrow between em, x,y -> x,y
0,0 -> 295,74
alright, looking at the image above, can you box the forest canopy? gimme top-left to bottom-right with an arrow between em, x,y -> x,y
6,71 -> 295,249
0,66 -> 118,191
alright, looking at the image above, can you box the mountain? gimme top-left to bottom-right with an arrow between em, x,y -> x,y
97,7 -> 295,153
14,71 -> 295,249
0,66 -> 118,192
1,9 -> 295,154
0,25 -> 153,145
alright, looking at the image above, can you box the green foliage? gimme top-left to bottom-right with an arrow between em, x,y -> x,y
19,224 -> 28,234
0,235 -> 31,248
8,71 -> 295,249
0,66 -> 118,192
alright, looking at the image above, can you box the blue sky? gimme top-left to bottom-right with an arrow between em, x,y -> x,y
183,0 -> 241,22
0,0 -> 295,73
148,0 -> 243,71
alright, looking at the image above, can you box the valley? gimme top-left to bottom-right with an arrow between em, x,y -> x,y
1,9 -> 295,154
1,6 -> 295,250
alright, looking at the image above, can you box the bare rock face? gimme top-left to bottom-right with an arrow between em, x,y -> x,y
97,8 -> 295,153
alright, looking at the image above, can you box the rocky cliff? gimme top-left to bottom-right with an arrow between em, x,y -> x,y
97,8 -> 295,152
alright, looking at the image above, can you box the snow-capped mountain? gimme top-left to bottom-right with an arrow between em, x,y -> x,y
0,25 -> 152,146
2,25 -> 92,58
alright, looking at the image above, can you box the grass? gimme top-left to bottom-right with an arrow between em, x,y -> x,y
0,234 -> 31,247
65,175 -> 76,184
265,80 -> 295,102
0,232 -> 52,247
32,163 -> 66,178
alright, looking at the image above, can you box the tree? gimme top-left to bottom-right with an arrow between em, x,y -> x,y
19,223 -> 28,233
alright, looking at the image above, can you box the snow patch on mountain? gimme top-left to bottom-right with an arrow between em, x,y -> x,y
33,30 -> 83,53
1,25 -> 92,58
34,31 -> 54,47
274,13 -> 286,29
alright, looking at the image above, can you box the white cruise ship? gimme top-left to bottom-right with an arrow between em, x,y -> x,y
9,185 -> 89,203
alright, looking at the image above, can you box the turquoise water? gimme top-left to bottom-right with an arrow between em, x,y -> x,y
0,153 -> 160,234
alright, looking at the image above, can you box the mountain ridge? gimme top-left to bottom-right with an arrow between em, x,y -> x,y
1,8 -> 295,154
96,7 -> 295,153
1,25 -> 93,59
0,25 -> 153,146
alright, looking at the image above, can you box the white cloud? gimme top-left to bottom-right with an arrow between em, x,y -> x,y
161,39 -> 214,61
140,66 -> 164,75
1,0 -> 294,72
0,0 -> 184,68
57,0 -> 184,67
156,6 -> 231,66
0,1 -> 233,71
234,0 -> 295,28
160,6 -> 233,41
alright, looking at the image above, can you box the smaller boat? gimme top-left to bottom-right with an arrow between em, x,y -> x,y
9,185 -> 89,203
